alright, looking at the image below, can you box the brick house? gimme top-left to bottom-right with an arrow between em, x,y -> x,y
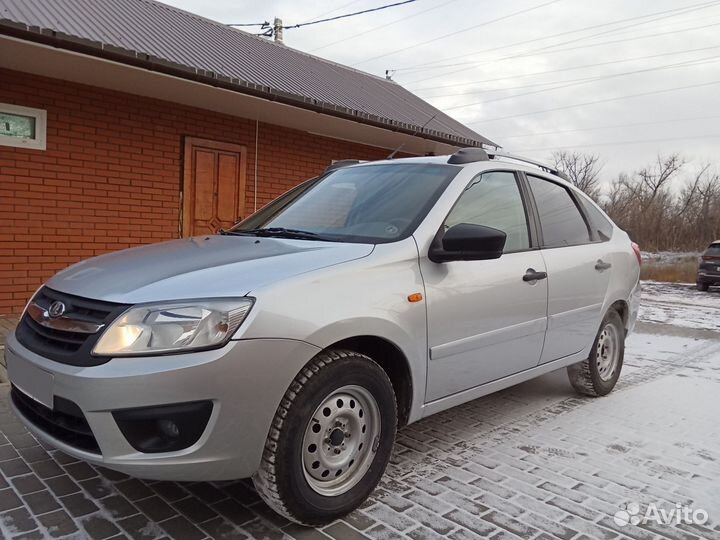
0,0 -> 496,315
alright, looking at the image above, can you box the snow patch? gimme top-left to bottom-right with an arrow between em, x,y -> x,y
638,281 -> 720,330
641,251 -> 699,264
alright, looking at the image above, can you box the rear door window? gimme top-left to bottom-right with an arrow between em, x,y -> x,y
526,175 -> 591,247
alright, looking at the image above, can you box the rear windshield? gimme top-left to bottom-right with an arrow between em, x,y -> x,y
706,244 -> 720,256
232,164 -> 459,243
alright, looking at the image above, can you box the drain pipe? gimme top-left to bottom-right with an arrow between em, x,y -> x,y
254,119 -> 259,212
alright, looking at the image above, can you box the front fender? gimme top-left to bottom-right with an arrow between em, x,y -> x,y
237,240 -> 428,423
302,317 -> 426,423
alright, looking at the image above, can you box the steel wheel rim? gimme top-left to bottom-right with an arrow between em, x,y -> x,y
302,385 -> 381,496
596,323 -> 620,381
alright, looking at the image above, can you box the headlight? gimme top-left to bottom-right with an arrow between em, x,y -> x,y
20,286 -> 43,320
93,298 -> 254,356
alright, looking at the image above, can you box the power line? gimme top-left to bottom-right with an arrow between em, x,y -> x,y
407,24 -> 720,86
412,44 -> 720,94
310,0 -> 462,53
440,55 -> 720,111
226,21 -> 269,27
282,0 -> 417,30
493,114 -> 720,140
300,0 -> 365,25
400,1 -> 718,83
402,18 -> 720,86
227,1 -> 417,32
395,0 -> 720,74
351,0 -> 566,66
570,10 -> 720,41
512,134 -> 720,153
466,79 -> 720,124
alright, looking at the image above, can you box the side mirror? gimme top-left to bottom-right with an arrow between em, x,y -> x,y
429,223 -> 506,263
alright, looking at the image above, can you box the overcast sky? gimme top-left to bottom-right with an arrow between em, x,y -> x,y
163,0 -> 720,185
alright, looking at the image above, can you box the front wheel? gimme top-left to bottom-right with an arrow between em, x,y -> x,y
253,350 -> 397,526
697,282 -> 709,292
567,309 -> 625,397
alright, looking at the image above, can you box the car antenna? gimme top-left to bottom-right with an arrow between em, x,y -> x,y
386,114 -> 437,159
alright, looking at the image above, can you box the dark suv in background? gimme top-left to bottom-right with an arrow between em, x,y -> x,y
697,241 -> 720,291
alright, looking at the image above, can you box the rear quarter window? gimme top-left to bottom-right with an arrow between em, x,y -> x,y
577,195 -> 613,241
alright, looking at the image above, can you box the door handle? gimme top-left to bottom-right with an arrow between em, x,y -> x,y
595,260 -> 612,271
523,268 -> 547,282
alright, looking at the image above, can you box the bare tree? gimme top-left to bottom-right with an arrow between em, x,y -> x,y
600,155 -> 720,251
636,154 -> 685,208
694,167 -> 720,245
551,151 -> 603,200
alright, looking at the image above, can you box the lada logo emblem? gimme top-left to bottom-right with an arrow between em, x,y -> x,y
47,301 -> 66,318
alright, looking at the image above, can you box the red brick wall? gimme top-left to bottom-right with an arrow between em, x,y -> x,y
0,69 -> 397,315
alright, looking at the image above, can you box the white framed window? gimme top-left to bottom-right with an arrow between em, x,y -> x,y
0,103 -> 47,150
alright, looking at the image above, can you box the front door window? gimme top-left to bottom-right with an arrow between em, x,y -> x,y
444,171 -> 531,252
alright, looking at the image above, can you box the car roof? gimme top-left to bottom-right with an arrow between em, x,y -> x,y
347,154 -> 573,188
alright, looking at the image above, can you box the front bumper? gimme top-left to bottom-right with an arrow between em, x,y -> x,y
5,333 -> 319,481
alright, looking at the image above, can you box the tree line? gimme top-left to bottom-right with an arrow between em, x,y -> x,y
551,151 -> 720,252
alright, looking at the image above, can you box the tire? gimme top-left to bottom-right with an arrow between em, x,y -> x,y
252,349 -> 397,526
697,282 -> 709,292
567,309 -> 625,397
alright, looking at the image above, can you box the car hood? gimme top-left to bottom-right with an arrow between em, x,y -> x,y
46,235 -> 374,304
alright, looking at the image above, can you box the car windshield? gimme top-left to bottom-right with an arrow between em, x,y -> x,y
706,244 -> 720,256
230,163 -> 459,243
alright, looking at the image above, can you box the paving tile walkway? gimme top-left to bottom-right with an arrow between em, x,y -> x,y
0,318 -> 18,380
0,318 -> 17,350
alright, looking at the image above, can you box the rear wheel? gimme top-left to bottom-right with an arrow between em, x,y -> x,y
567,309 -> 624,397
697,282 -> 709,292
253,350 -> 397,526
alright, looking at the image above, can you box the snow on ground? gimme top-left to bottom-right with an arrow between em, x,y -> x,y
638,280 -> 720,330
641,251 -> 699,264
626,332 -> 709,362
623,285 -> 720,519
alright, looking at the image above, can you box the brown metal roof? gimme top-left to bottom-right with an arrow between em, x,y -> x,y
0,0 -> 498,148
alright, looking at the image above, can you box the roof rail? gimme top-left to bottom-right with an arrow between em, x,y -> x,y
324,159 -> 366,173
447,147 -> 489,164
487,150 -> 570,181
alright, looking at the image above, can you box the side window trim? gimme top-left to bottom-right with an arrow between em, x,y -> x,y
516,171 -> 543,249
523,172 -> 594,249
514,171 -> 540,250
436,169 -> 538,253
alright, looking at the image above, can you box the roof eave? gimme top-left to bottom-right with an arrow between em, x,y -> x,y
0,21 -> 498,149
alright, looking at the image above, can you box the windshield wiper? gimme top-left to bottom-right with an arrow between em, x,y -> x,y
221,227 -> 328,240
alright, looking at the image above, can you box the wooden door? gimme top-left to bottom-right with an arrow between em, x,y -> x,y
182,137 -> 247,237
